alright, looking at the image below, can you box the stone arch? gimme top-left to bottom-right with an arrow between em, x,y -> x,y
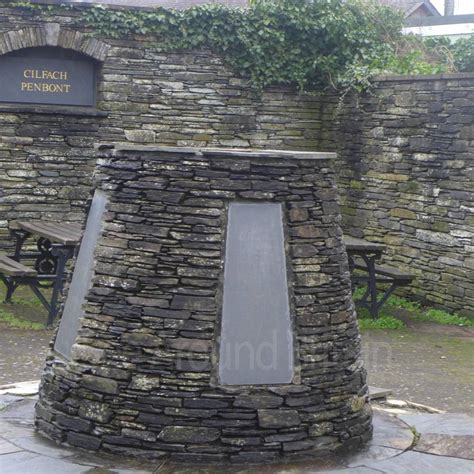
0,23 -> 109,61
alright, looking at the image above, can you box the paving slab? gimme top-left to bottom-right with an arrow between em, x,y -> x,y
414,433 -> 474,460
9,433 -> 78,459
0,419 -> 36,438
0,439 -> 23,455
346,445 -> 402,468
368,386 -> 392,400
0,395 -> 36,421
0,380 -> 40,396
0,451 -> 96,474
363,450 -> 474,473
315,469 -> 382,474
369,409 -> 414,450
0,394 -> 21,411
156,459 -> 340,473
398,413 -> 474,436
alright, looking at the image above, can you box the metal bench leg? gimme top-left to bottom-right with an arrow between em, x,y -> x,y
10,229 -> 30,261
47,246 -> 74,327
376,282 -> 400,310
1,275 -> 17,303
5,282 -> 17,303
360,254 -> 379,318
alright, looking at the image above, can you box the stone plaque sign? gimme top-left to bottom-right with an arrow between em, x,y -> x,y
219,202 -> 294,385
0,50 -> 96,106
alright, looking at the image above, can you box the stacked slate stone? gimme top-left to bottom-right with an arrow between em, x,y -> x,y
36,146 -> 372,463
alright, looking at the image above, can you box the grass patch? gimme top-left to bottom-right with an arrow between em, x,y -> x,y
356,307 -> 404,330
386,295 -> 421,312
0,281 -> 45,309
358,314 -> 404,330
10,294 -> 44,309
352,286 -> 368,301
409,426 -> 421,448
413,308 -> 474,327
0,307 -> 45,330
353,288 -> 474,328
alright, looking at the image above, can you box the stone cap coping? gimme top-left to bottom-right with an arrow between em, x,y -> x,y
101,144 -> 336,160
373,72 -> 474,82
29,0 -> 248,11
0,104 -> 108,117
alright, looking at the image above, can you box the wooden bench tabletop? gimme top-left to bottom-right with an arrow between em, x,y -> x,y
344,236 -> 386,253
17,221 -> 83,246
0,255 -> 38,277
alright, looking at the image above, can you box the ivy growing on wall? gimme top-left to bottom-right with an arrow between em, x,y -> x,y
5,0 -> 470,94
79,0 -> 415,92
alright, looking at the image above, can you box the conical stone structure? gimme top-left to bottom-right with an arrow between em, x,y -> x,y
36,146 -> 372,463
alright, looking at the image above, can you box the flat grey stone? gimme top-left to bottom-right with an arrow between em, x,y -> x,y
258,408 -> 301,429
158,426 -> 220,443
319,468 -> 382,473
0,451 -> 39,472
370,411 -> 414,450
369,386 -> 393,400
0,419 -> 34,438
0,439 -> 23,455
0,452 -> 94,474
0,398 -> 36,421
364,450 -> 474,474
347,445 -> 403,467
0,394 -> 21,411
0,381 -> 39,396
414,433 -> 474,460
9,434 -> 76,458
399,413 -> 474,436
157,461 -> 381,473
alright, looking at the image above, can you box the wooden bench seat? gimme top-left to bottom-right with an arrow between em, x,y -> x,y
0,255 -> 37,277
353,259 -> 414,282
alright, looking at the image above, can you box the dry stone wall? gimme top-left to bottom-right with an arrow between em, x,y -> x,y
0,6 -> 322,249
330,75 -> 474,316
0,4 -> 472,314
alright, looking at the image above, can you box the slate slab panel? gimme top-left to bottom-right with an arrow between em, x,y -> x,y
219,202 -> 294,385
55,190 -> 108,358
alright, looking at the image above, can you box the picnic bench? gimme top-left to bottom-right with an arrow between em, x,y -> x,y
0,221 -> 82,326
344,236 -> 414,318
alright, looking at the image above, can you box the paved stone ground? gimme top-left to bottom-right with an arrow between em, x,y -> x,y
0,394 -> 473,473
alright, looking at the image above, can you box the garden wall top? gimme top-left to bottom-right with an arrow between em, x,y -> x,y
30,0 -> 248,9
374,72 -> 474,82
